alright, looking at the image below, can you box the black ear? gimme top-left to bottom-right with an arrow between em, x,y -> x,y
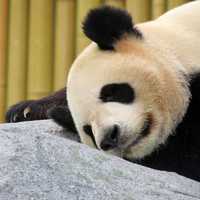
83,6 -> 142,50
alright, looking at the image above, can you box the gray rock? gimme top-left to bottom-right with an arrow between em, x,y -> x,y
0,120 -> 199,200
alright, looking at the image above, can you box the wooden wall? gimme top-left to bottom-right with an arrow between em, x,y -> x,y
0,0 -> 190,122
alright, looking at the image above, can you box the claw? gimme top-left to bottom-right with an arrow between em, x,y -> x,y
5,88 -> 67,123
23,107 -> 31,119
13,114 -> 18,122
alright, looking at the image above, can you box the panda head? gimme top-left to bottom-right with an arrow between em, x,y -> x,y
67,6 -> 190,159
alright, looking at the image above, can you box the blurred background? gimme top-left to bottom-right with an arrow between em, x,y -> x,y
0,0 -> 192,122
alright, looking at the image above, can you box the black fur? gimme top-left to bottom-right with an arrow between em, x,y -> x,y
6,88 -> 67,123
83,124 -> 98,148
99,83 -> 135,104
6,100 -> 35,122
83,6 -> 142,50
48,106 -> 77,133
127,73 -> 200,182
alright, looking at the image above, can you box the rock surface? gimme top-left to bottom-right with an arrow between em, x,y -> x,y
0,120 -> 199,200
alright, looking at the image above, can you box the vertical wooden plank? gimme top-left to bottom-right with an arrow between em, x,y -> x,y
0,0 -> 8,121
76,0 -> 101,55
6,0 -> 29,108
53,0 -> 76,91
126,0 -> 151,23
167,0 -> 188,10
152,0 -> 166,19
104,0 -> 125,8
28,0 -> 54,99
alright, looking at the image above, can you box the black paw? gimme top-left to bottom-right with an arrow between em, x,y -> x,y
47,106 -> 77,133
6,100 -> 48,123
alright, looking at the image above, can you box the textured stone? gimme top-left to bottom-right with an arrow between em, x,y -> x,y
0,120 -> 199,200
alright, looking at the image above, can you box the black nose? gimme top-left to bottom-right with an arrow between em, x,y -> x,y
100,125 -> 120,151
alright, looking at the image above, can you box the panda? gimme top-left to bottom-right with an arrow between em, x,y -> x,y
6,1 -> 200,182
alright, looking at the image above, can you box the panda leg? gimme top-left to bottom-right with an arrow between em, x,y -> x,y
47,106 -> 77,133
5,87 -> 77,133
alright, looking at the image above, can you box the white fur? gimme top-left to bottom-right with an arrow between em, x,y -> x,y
67,1 -> 200,159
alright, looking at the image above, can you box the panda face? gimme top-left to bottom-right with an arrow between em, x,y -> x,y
67,42 -> 189,159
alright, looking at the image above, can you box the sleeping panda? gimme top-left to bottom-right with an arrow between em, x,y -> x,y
6,1 -> 200,181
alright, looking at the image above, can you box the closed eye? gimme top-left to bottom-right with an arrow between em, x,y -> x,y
99,83 -> 134,104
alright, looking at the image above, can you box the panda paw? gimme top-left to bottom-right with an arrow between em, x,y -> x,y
47,106 -> 77,133
5,100 -> 48,123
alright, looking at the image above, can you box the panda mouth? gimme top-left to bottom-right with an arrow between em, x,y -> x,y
126,115 -> 152,149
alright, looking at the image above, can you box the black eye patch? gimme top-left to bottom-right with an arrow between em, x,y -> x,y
83,124 -> 98,148
99,83 -> 134,104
